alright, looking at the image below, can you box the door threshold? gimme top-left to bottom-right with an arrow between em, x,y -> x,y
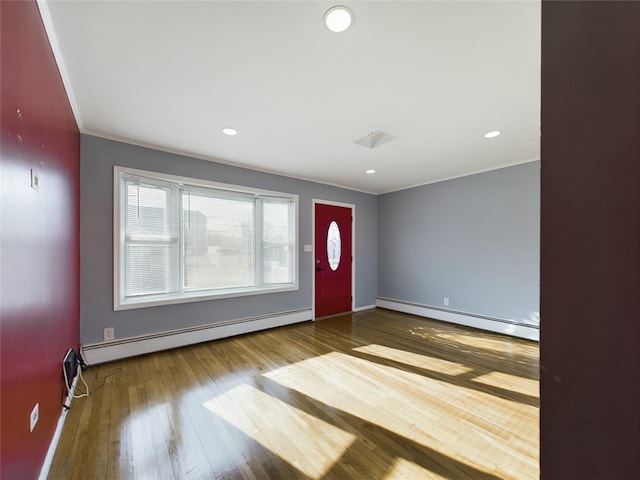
315,311 -> 354,321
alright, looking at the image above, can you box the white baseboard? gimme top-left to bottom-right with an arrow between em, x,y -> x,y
353,304 -> 376,312
38,374 -> 80,480
375,298 -> 539,341
82,308 -> 312,365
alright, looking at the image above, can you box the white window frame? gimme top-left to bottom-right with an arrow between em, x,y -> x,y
114,166 -> 298,310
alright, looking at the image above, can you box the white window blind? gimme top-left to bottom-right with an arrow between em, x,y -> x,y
114,167 -> 298,310
124,179 -> 179,297
262,200 -> 293,284
183,189 -> 255,292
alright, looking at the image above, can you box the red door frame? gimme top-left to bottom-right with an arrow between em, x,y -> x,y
312,200 -> 354,318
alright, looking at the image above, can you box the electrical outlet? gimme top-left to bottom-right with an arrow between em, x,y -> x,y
104,327 -> 115,342
30,403 -> 39,432
443,297 -> 450,306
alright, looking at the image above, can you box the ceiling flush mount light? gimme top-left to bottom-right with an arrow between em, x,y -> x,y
484,130 -> 501,139
222,128 -> 238,136
366,169 -> 376,174
324,6 -> 354,33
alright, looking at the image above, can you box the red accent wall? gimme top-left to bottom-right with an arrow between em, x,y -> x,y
1,1 -> 80,478
541,1 -> 639,478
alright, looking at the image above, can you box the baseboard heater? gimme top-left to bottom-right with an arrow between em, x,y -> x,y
82,308 -> 313,364
375,297 -> 539,341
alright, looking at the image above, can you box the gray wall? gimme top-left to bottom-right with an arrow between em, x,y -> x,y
80,135 -> 377,344
378,161 -> 540,325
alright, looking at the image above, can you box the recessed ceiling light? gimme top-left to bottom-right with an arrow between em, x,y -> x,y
324,6 -> 354,33
484,130 -> 501,139
366,169 -> 376,174
222,128 -> 238,136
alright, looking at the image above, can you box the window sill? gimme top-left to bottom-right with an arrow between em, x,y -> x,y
114,283 -> 298,311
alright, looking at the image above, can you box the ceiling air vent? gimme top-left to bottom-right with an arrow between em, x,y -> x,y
353,131 -> 396,149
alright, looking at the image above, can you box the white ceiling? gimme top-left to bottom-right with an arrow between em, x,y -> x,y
42,0 -> 540,194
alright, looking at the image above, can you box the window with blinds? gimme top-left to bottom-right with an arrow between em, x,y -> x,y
114,167 -> 298,310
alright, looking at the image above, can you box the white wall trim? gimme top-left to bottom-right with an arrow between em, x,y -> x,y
353,304 -> 375,312
376,298 -> 539,341
82,309 -> 312,364
84,130 -> 379,195
36,0 -> 83,129
379,158 -> 540,195
38,375 -> 81,480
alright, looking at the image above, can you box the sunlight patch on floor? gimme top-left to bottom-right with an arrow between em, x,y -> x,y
264,352 -> 457,447
203,384 -> 356,479
473,371 -> 539,397
353,343 -> 473,375
264,350 -> 538,479
413,328 -> 538,359
383,457 -> 449,480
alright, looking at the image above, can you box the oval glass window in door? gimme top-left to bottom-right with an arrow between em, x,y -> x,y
327,221 -> 341,271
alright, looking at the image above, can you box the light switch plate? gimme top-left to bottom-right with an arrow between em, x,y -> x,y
30,403 -> 39,432
30,169 -> 40,191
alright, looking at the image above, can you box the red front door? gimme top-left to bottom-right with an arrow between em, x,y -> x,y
314,203 -> 352,317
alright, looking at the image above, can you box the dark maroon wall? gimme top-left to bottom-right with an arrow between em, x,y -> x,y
1,1 -> 80,478
541,1 -> 639,478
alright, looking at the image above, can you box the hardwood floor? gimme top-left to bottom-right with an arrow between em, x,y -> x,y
49,309 -> 539,479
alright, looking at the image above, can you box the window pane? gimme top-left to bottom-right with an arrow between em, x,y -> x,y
124,181 -> 178,297
183,192 -> 254,291
126,183 -> 171,237
125,244 -> 177,296
263,201 -> 292,284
